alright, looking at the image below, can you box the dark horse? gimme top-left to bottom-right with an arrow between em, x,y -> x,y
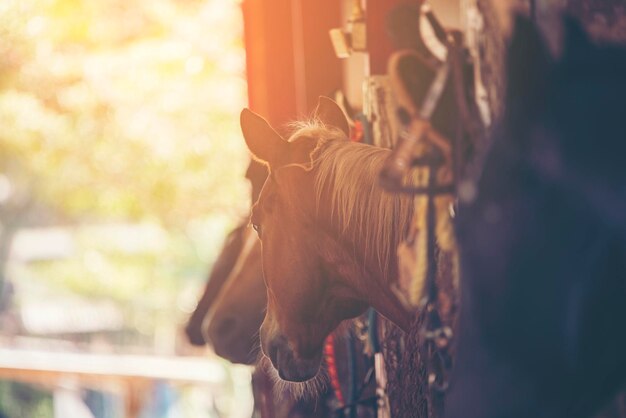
204,226 -> 266,364
185,222 -> 248,348
185,160 -> 267,363
447,16 -> 626,418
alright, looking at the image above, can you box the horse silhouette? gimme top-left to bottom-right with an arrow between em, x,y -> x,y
185,160 -> 267,360
204,226 -> 265,364
447,16 -> 626,418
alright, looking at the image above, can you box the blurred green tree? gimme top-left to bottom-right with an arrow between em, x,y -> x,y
0,0 -> 249,327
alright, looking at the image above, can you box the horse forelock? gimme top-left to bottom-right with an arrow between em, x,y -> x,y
262,120 -> 347,177
285,118 -> 348,144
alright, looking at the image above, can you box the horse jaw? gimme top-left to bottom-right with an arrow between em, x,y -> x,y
315,228 -> 413,332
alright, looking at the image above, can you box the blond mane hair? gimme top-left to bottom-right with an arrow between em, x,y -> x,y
286,120 -> 415,283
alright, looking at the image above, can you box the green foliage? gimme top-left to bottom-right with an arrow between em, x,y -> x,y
0,0 -> 249,226
0,380 -> 53,418
0,0 -> 251,341
23,219 -> 231,303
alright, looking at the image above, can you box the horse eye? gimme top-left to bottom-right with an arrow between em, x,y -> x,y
252,223 -> 262,235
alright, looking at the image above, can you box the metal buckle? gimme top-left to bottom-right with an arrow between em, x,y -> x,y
423,325 -> 453,349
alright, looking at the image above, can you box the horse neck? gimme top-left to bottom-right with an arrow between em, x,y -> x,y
313,142 -> 413,330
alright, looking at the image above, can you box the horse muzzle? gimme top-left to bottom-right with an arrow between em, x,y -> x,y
205,315 -> 258,365
185,322 -> 207,346
264,335 -> 322,382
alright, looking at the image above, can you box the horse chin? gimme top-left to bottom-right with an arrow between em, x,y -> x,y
277,360 -> 320,383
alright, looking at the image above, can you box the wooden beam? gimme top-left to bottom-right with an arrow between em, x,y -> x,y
366,0 -> 406,75
0,348 -> 225,384
241,0 -> 342,129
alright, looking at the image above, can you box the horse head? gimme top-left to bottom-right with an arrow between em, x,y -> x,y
185,224 -> 247,346
185,160 -> 267,350
203,226 -> 266,365
240,98 -> 374,382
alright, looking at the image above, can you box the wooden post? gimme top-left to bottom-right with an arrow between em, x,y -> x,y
241,0 -> 341,129
366,0 -> 406,75
125,379 -> 150,418
242,0 -> 298,128
293,0 -> 343,112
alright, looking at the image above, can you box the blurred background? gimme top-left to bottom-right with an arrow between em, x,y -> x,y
2,0 -> 622,416
0,0 -> 252,416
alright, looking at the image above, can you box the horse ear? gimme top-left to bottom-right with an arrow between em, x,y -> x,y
505,15 -> 552,127
562,15 -> 591,59
240,109 -> 287,167
314,96 -> 350,138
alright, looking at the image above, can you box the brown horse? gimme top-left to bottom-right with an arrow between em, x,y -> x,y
185,160 -> 267,350
241,97 -> 414,382
204,226 -> 266,364
205,225 -> 376,418
185,222 -> 248,347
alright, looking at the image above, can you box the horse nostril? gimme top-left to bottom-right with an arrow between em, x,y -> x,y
300,345 -> 320,360
213,317 -> 236,338
185,324 -> 206,346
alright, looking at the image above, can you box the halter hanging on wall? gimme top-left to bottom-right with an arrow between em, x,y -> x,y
379,5 -> 485,417
379,58 -> 453,195
380,3 -> 483,195
380,2 -> 452,190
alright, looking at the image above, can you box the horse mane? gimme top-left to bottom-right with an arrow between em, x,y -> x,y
285,120 -> 415,282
